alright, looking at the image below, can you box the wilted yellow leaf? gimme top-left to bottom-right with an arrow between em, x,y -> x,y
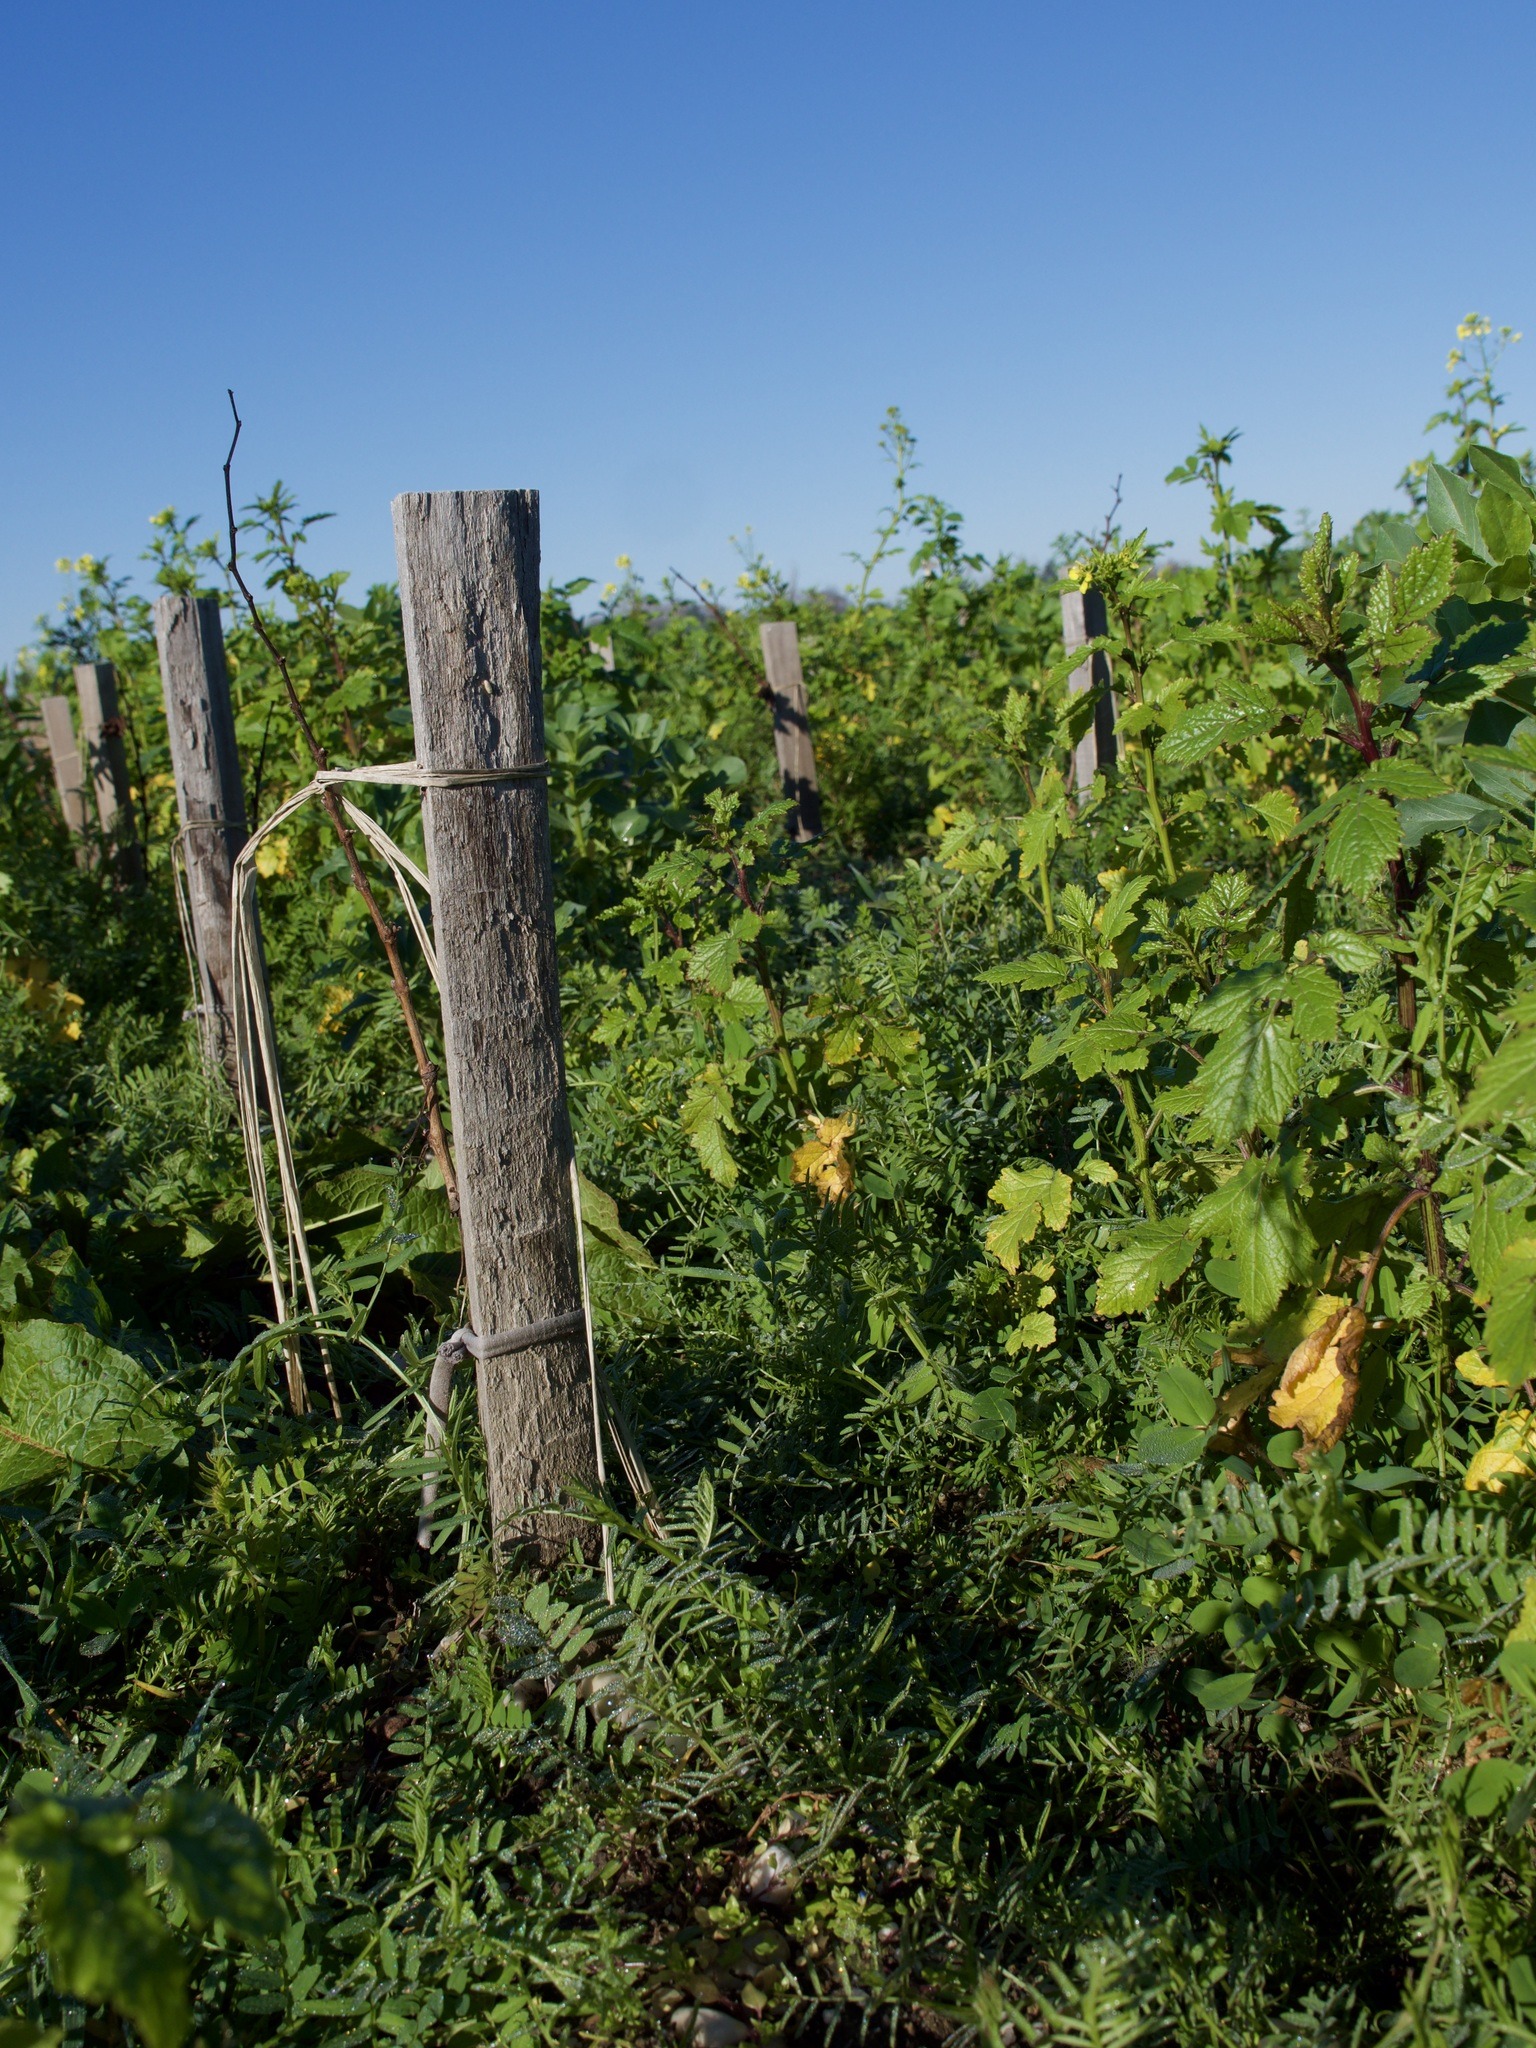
255,832 -> 293,880
1456,1349 -> 1503,1388
1268,1301 -> 1366,1456
791,1114 -> 856,1205
1466,1411 -> 1536,1493
7,955 -> 84,1042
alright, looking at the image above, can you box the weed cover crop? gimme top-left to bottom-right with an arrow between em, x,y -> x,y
6,342 -> 1536,2043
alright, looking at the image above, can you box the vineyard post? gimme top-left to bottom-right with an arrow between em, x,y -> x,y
759,621 -> 822,842
1061,588 -> 1118,793
74,663 -> 143,884
39,696 -> 90,858
154,594 -> 249,1077
392,489 -> 599,1564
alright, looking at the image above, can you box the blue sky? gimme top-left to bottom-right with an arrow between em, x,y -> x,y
3,1 -> 1534,666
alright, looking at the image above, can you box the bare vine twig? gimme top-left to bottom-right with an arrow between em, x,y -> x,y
222,392 -> 460,1214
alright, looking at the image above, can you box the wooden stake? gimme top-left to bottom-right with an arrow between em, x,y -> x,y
759,622 -> 822,842
392,489 -> 599,1564
154,595 -> 248,1074
39,696 -> 90,859
1061,588 -> 1117,793
74,663 -> 143,885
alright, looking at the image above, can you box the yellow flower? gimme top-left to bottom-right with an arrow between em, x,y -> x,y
791,1114 -> 856,1205
1466,1410 -> 1536,1493
615,554 -> 631,570
1066,560 -> 1094,591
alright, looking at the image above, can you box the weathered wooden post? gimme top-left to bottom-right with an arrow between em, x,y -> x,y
393,490 -> 599,1563
154,596 -> 248,1074
759,621 -> 822,842
74,663 -> 143,883
1060,587 -> 1117,793
39,696 -> 90,854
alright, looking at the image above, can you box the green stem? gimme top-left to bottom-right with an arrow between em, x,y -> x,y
1434,841 -> 1476,1073
1117,1077 -> 1159,1221
1038,855 -> 1055,936
1137,743 -> 1179,886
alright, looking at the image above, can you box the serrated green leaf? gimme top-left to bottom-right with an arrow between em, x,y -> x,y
1395,532 -> 1456,622
1199,1012 -> 1300,1143
1068,996 -> 1150,1080
150,1786 -> 283,1938
1465,1023 -> 1536,1128
1191,965 -> 1286,1034
1191,1154 -> 1316,1323
1095,1219 -> 1198,1315
1156,691 -> 1276,769
1486,1238 -> 1536,1386
984,1163 -> 1073,1273
1324,794 -> 1401,895
686,930 -> 742,996
1010,1310 -> 1057,1351
1362,758 -> 1446,799
981,956 -> 1066,990
0,1322 -> 183,1496
1289,963 -> 1341,1043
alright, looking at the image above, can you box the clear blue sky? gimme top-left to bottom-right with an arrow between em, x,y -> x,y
3,1 -> 1534,666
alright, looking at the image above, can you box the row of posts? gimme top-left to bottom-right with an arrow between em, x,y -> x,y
31,582 -> 1116,889
20,525 -> 1115,1554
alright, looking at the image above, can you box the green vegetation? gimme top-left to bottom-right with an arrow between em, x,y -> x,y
6,322 -> 1536,2044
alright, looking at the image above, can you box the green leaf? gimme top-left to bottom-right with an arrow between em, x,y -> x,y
1397,792 -> 1501,846
0,1322 -> 184,1495
981,956 -> 1067,990
1068,998 -> 1150,1080
1361,758 -> 1446,799
1289,964 -> 1341,1043
0,1850 -> 25,1960
1464,1025 -> 1536,1127
1009,1310 -> 1057,1352
1394,532 -> 1456,622
1135,1422 -> 1208,1467
1156,691 -> 1276,769
984,1162 -> 1073,1273
150,1787 -> 283,1938
1323,794 -> 1401,896
1392,1643 -> 1440,1690
8,1797 -> 189,2048
1199,1013 -> 1299,1143
686,931 -> 742,996
1479,487 -> 1534,566
1426,462 -> 1493,561
1191,1154 -> 1315,1323
1158,1364 -> 1216,1428
680,1069 -> 739,1187
1185,1670 -> 1256,1716
1191,965 -> 1286,1033
1460,1759 -> 1527,1818
1486,1239 -> 1536,1386
1095,1219 -> 1198,1316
